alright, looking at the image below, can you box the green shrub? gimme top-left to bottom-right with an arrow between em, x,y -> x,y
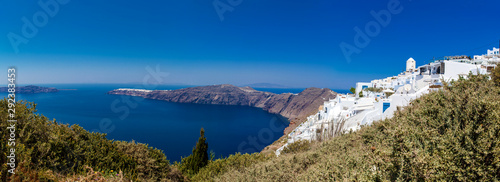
350,87 -> 356,94
281,140 -> 311,155
491,63 -> 500,86
115,140 -> 171,181
191,153 -> 269,181
364,87 -> 383,93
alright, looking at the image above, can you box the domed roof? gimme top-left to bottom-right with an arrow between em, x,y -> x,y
407,57 -> 415,62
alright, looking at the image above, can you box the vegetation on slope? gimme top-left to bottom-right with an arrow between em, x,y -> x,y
209,73 -> 500,181
190,153 -> 269,181
491,63 -> 500,86
0,100 -> 183,181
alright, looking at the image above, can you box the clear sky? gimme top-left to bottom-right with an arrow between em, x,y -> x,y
1,0 -> 499,89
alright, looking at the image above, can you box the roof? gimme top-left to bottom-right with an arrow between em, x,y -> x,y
383,89 -> 395,93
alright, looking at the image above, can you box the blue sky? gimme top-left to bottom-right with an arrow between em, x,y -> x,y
0,0 -> 499,89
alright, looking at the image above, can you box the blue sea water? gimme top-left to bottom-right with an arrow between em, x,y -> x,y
1,84 -> 348,162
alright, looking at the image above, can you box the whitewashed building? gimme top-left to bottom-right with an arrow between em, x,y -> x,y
406,57 -> 416,72
487,47 -> 499,56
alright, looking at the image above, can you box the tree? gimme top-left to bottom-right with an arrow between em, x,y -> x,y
358,91 -> 364,97
349,87 -> 356,94
180,128 -> 209,176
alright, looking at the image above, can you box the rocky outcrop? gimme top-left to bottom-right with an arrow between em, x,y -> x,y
108,84 -> 337,121
0,85 -> 58,94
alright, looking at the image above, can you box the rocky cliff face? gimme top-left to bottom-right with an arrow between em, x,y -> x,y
108,84 -> 337,121
0,85 -> 58,94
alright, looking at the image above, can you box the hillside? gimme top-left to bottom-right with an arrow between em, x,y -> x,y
0,85 -> 58,94
108,84 -> 337,153
243,83 -> 288,88
108,84 -> 337,121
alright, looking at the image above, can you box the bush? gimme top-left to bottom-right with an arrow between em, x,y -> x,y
114,140 -> 171,181
191,153 -> 269,181
383,73 -> 500,181
364,87 -> 383,93
281,140 -> 311,155
491,63 -> 500,86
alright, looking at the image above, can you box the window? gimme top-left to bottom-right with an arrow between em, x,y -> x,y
383,102 -> 390,113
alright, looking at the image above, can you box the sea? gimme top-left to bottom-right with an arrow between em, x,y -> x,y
1,84 -> 349,162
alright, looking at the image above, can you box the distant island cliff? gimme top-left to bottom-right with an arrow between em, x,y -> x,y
0,85 -> 58,94
108,84 -> 337,130
244,83 -> 289,88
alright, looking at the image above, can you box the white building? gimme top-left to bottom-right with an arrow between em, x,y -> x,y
473,47 -> 499,72
487,47 -> 499,56
406,57 -> 416,72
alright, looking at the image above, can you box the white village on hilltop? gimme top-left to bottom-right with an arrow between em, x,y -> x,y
277,46 -> 500,155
